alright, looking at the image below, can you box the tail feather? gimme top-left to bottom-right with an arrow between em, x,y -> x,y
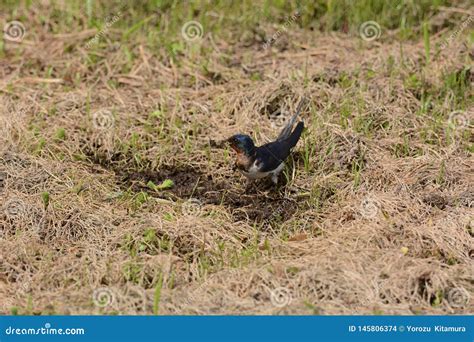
277,98 -> 307,141
286,121 -> 304,148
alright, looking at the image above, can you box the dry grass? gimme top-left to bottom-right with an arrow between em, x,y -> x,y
0,1 -> 473,315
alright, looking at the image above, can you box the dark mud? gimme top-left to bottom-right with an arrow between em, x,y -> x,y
81,143 -> 303,225
118,166 -> 299,224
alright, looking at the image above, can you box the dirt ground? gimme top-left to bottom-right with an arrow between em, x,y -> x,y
0,2 -> 473,315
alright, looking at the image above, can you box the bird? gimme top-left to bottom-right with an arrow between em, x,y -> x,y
227,99 -> 307,185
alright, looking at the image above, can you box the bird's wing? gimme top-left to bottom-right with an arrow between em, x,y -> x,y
257,120 -> 305,173
255,140 -> 292,172
276,98 -> 307,141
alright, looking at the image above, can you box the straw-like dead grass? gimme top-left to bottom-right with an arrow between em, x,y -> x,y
0,2 -> 473,315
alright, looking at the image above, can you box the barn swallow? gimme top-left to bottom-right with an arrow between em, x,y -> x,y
227,99 -> 307,184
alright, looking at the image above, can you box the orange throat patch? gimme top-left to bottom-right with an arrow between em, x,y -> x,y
234,151 -> 253,170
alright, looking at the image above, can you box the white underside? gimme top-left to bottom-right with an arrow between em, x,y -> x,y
239,161 -> 285,183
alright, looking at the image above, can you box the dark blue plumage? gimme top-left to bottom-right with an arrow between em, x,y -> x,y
256,121 -> 304,172
227,99 -> 307,184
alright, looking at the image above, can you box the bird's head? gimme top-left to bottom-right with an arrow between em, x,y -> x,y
227,134 -> 255,156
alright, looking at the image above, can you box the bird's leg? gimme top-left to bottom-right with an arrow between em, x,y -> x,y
270,163 -> 285,185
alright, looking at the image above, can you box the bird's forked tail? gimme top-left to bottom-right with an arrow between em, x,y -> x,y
286,121 -> 304,148
277,98 -> 307,141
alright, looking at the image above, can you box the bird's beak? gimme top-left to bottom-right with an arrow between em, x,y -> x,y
225,137 -> 244,154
